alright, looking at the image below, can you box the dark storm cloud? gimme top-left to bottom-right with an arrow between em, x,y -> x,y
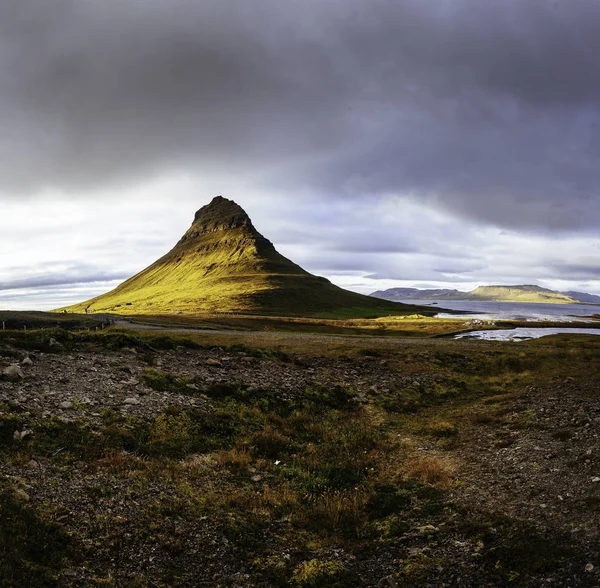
2,0 -> 600,231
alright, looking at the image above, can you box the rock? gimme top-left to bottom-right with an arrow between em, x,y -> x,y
2,364 -> 24,381
27,460 -> 40,469
251,475 -> 263,482
21,356 -> 33,366
417,525 -> 438,534
14,489 -> 30,502
592,477 -> 600,483
60,569 -> 78,578
205,359 -> 222,367
59,401 -> 74,410
13,429 -> 33,441
49,338 -> 64,349
378,576 -> 398,588
123,397 -> 140,405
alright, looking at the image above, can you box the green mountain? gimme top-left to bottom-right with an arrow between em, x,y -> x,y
60,196 -> 425,318
372,284 -> 580,304
469,285 -> 577,303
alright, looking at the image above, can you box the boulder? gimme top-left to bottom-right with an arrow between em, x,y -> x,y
2,364 -> 24,381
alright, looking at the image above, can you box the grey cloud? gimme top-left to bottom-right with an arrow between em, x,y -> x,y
1,0 -> 600,233
0,263 -> 129,291
542,262 -> 600,281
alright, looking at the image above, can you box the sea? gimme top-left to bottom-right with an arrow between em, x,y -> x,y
403,299 -> 600,341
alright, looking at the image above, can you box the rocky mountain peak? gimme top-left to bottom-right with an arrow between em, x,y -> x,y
192,196 -> 254,233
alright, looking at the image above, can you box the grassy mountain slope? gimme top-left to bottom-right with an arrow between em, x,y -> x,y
60,197 -> 422,318
373,285 -> 580,304
470,285 -> 577,303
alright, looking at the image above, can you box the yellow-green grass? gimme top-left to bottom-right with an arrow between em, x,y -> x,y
120,313 -> 471,337
57,197 -> 434,319
0,310 -> 96,331
468,285 -> 576,304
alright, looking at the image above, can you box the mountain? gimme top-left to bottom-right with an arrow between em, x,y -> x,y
372,284 -> 583,304
371,288 -> 464,299
561,291 -> 600,304
469,285 -> 576,303
60,196 -> 425,318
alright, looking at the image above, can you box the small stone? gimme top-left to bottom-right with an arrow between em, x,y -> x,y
14,489 -> 30,502
49,338 -> 64,349
377,576 -> 398,588
205,359 -> 222,367
123,397 -> 140,405
251,475 -> 262,482
59,401 -> 73,410
27,460 -> 39,469
60,569 -> 78,578
2,364 -> 24,381
13,429 -> 33,441
21,356 -> 33,366
585,563 -> 594,572
592,477 -> 600,483
417,525 -> 438,534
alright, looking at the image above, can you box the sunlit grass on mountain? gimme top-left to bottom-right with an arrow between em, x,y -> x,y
59,196 -> 427,318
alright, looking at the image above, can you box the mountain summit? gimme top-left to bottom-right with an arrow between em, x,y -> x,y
62,196 -> 413,317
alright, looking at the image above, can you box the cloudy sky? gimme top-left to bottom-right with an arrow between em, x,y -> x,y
2,0 -> 600,310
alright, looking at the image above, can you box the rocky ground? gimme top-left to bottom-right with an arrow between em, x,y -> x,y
1,329 -> 600,586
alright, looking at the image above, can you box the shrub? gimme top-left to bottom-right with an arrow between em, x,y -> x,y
146,412 -> 196,457
250,426 -> 293,458
0,486 -> 75,585
141,369 -> 193,395
291,559 -> 348,587
406,457 -> 454,488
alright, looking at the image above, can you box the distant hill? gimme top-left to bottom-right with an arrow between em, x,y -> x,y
372,284 -> 598,305
59,196 -> 428,318
561,291 -> 600,304
469,285 -> 576,303
371,287 -> 465,300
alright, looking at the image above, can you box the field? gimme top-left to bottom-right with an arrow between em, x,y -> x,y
1,320 -> 600,586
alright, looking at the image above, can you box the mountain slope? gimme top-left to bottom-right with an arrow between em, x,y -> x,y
60,197 -> 423,317
469,285 -> 577,303
372,285 -> 582,304
371,288 -> 464,300
561,291 -> 600,304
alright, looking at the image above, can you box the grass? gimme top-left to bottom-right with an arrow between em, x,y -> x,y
55,198 -> 430,319
2,325 -> 600,584
0,484 -> 75,586
0,310 -> 96,331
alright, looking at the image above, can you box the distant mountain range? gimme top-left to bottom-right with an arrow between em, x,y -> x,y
371,285 -> 600,305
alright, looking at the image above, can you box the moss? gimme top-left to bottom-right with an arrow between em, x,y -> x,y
141,369 -> 194,395
0,486 -> 76,586
291,559 -> 349,587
